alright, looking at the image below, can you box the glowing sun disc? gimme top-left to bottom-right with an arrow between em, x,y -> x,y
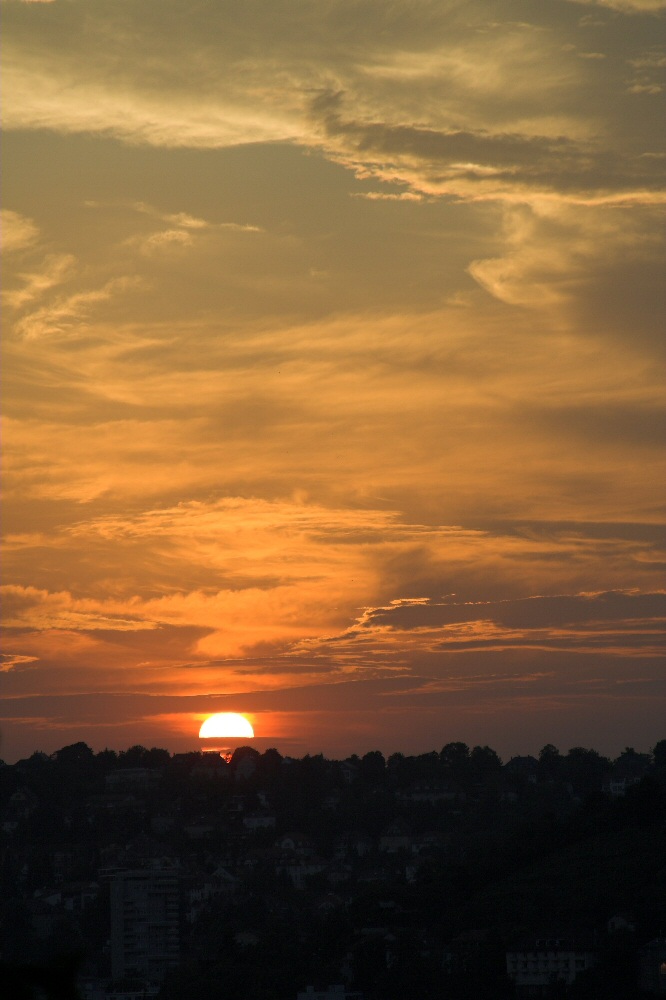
199,713 -> 254,739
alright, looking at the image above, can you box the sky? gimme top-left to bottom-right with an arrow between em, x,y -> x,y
1,0 -> 665,764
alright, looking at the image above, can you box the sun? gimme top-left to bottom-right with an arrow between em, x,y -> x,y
199,712 -> 254,739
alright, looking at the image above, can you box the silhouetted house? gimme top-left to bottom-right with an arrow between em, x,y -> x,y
313,892 -> 345,916
150,814 -> 175,835
604,773 -> 643,797
211,865 -> 242,894
324,860 -> 352,886
296,987 -> 363,1000
322,789 -> 343,810
504,756 -> 538,784
234,753 -> 259,780
106,768 -> 162,790
234,929 -> 260,947
607,912 -> 635,935
277,855 -> 327,890
183,817 -> 216,840
334,831 -> 373,859
42,879 -> 99,912
506,935 -> 597,996
105,983 -> 160,1000
405,855 -> 429,883
443,929 -> 490,975
276,831 -> 314,855
243,810 -> 276,831
339,761 -> 359,785
400,779 -> 459,804
87,792 -> 144,817
50,848 -> 74,882
639,939 -> 666,994
1,787 -> 39,832
357,867 -> 386,885
379,818 -> 412,853
191,754 -> 230,780
27,898 -> 60,938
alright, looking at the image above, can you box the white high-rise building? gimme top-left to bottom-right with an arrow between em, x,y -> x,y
110,870 -> 180,982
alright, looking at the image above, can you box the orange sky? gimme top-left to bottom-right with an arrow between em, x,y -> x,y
2,0 -> 665,763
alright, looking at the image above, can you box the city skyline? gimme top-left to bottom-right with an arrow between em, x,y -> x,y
2,0 -> 665,764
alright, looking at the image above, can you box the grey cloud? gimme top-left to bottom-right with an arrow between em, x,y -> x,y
514,401 -> 666,447
312,91 -> 665,200
356,590 -> 666,631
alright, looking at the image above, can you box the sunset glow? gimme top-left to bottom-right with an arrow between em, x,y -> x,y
1,0 -> 664,763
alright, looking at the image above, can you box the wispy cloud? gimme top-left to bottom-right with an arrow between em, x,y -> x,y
1,209 -> 39,252
15,275 -> 145,340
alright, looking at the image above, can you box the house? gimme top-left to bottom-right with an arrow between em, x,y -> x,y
276,832 -> 314,855
379,818 -> 412,853
277,856 -> 327,890
105,768 -> 162,790
334,831 -> 373,859
322,789 -> 343,810
313,892 -> 345,916
639,939 -> 666,994
504,756 -> 538,784
1,787 -> 39,832
183,818 -> 216,840
443,929 -> 490,975
191,755 -> 230,781
399,780 -> 459,804
234,754 -> 259,780
243,810 -> 276,831
296,987 -> 363,1000
339,761 -> 359,785
604,774 -> 642,797
506,935 -> 597,996
607,913 -> 635,935
324,861 -> 352,886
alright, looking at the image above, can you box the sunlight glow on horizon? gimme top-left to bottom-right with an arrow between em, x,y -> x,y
199,713 -> 255,740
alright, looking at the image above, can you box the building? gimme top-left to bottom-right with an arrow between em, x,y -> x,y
296,987 -> 363,1000
639,939 -> 666,994
110,869 -> 180,982
506,935 -> 597,996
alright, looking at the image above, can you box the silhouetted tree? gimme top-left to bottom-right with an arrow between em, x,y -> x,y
653,739 -> 666,789
469,745 -> 502,782
613,746 -> 651,777
51,743 -> 93,767
538,743 -> 564,781
360,750 -> 386,786
564,746 -> 610,797
440,742 -> 470,784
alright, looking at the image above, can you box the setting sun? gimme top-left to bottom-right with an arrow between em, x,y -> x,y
199,713 -> 254,740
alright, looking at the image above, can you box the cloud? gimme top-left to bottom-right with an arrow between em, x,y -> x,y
352,590 -> 666,631
0,584 -> 162,632
15,275 -> 145,340
5,0 -> 661,340
311,90 -> 666,206
572,0 -> 666,11
3,0 -> 664,207
0,653 -> 39,673
1,209 -> 39,252
119,201 -> 263,256
1,0 -> 664,763
2,497 -> 663,691
136,229 -> 195,255
2,252 -> 76,309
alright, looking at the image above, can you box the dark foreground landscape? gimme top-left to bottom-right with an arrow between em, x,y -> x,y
1,740 -> 665,999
